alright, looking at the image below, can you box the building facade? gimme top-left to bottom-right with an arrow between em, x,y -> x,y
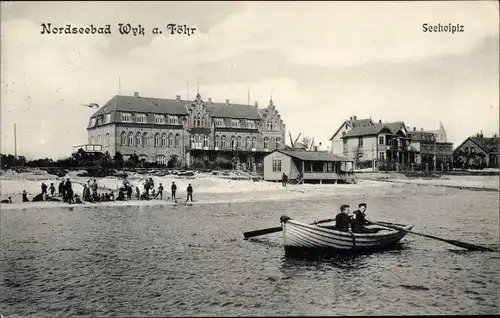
406,127 -> 454,170
86,92 -> 287,170
453,133 -> 499,168
329,116 -> 374,156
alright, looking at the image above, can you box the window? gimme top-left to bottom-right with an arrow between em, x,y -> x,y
252,137 -> 256,149
168,133 -> 173,147
272,158 -> 282,172
154,133 -> 160,147
326,162 -> 334,172
342,131 -> 346,137
168,115 -> 178,125
231,119 -> 240,128
345,124 -> 349,129
175,134 -> 180,147
247,120 -> 255,129
135,133 -> 141,147
276,137 -> 281,149
215,135 -> 220,148
90,118 -> 96,127
465,147 -> 469,154
230,136 -> 235,149
96,135 -> 101,145
121,112 -> 132,122
267,122 -> 271,130
155,155 -> 166,165
155,115 -> 165,124
136,113 -> 147,123
215,118 -> 224,127
128,132 -> 133,146
264,137 -> 269,149
204,135 -> 209,147
379,136 -> 384,145
120,132 -> 127,146
246,137 -> 250,149
105,114 -> 111,124
161,134 -> 167,147
379,152 -> 385,160
471,147 -> 476,154
221,136 -> 227,149
142,133 -> 148,147
236,136 -> 242,149
105,133 -> 110,146
195,116 -> 201,127
358,137 -> 363,147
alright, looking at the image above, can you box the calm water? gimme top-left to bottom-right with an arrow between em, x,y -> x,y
1,185 -> 499,316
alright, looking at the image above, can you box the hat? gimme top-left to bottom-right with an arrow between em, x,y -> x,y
358,203 -> 367,208
340,204 -> 350,212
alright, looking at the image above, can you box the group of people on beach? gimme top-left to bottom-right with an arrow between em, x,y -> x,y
334,203 -> 379,233
18,179 -> 84,204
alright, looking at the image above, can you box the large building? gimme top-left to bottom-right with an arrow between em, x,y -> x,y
453,132 -> 499,168
85,92 -> 287,170
329,116 -> 453,170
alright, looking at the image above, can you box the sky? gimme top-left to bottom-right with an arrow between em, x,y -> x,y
1,1 -> 498,159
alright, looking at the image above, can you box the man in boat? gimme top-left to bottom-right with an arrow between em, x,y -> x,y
352,203 -> 379,233
334,205 -> 352,232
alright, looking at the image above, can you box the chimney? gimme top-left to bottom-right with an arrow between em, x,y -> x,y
226,99 -> 230,105
413,127 -> 416,131
176,95 -> 181,101
353,115 -> 357,120
208,98 -> 212,103
134,92 -> 139,98
254,102 -> 258,107
379,119 -> 382,124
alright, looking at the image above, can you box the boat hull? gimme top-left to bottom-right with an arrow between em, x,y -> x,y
282,219 -> 413,254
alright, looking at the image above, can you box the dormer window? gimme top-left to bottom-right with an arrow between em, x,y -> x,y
136,113 -> 147,123
247,120 -> 255,129
121,112 -> 132,122
155,114 -> 166,124
89,118 -> 96,127
231,119 -> 240,128
215,118 -> 225,127
104,114 -> 111,124
168,115 -> 178,125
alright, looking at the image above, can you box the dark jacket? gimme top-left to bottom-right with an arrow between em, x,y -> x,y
187,185 -> 193,194
352,210 -> 370,229
171,184 -> 177,192
334,212 -> 351,231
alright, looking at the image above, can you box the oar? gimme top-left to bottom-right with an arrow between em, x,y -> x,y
370,221 -> 494,252
243,218 -> 334,240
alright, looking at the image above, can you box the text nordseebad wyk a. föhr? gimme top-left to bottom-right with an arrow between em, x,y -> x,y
40,23 -> 197,36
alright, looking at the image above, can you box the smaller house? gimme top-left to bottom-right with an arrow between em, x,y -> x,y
453,133 -> 500,169
263,150 -> 353,184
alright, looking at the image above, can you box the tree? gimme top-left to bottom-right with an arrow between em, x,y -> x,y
353,146 -> 363,169
167,154 -> 179,168
113,151 -> 124,168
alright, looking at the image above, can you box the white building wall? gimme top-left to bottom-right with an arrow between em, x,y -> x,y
263,152 -> 298,181
344,136 -> 377,161
330,122 -> 350,156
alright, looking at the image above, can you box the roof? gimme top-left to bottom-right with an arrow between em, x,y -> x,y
407,131 -> 436,141
275,150 -> 351,162
91,95 -> 264,120
329,118 -> 373,140
469,136 -> 500,153
342,121 -> 406,138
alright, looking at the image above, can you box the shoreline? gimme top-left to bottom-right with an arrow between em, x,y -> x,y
362,178 -> 499,192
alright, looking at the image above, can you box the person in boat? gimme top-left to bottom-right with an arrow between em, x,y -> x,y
334,204 -> 352,232
171,182 -> 177,201
282,173 -> 288,187
22,190 -> 30,202
352,203 -> 379,233
49,183 -> 55,197
1,197 -> 12,204
41,182 -> 48,196
186,183 -> 193,202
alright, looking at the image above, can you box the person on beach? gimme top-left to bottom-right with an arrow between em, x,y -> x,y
155,183 -> 164,200
186,183 -> 193,202
32,193 -> 44,202
65,179 -> 74,204
126,184 -> 133,200
116,188 -> 126,201
281,173 -> 288,187
352,203 -> 378,233
171,182 -> 177,201
135,187 -> 140,200
74,195 -> 83,204
1,197 -> 12,204
41,182 -> 48,196
49,183 -> 55,197
151,189 -> 156,198
334,205 -> 352,232
58,179 -> 65,197
22,190 -> 29,202
91,179 -> 98,197
144,181 -> 150,196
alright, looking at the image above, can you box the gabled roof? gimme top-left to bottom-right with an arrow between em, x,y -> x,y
275,150 -> 351,162
329,118 -> 373,140
342,121 -> 406,138
469,136 -> 500,153
407,131 -> 436,141
91,95 -> 264,120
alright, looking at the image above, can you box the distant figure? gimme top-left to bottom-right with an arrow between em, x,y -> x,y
116,188 -> 126,201
135,187 -> 140,200
334,205 -> 352,232
74,195 -> 83,204
149,178 -> 155,191
46,196 -> 61,202
41,182 -> 48,195
171,182 -> 177,201
282,173 -> 288,187
91,179 -> 98,197
22,190 -> 29,202
49,183 -> 55,196
126,184 -> 133,200
58,178 -> 65,196
32,193 -> 44,202
155,183 -> 164,200
1,197 -> 12,204
65,179 -> 74,204
352,203 -> 378,233
186,183 -> 193,202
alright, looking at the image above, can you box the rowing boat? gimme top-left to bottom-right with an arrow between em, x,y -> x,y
280,216 -> 413,255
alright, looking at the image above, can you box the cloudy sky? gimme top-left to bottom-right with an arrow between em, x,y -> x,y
1,1 -> 498,159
